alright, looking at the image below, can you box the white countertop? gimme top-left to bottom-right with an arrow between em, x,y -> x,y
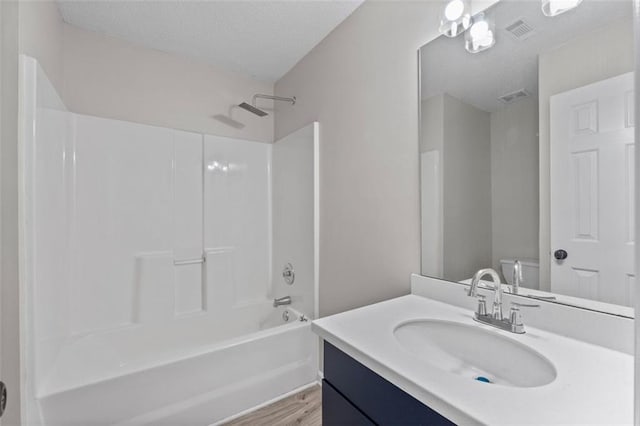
312,295 -> 634,425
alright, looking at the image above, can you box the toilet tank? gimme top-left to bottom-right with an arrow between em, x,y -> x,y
500,259 -> 539,289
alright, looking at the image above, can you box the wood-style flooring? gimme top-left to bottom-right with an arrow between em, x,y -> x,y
224,385 -> 322,426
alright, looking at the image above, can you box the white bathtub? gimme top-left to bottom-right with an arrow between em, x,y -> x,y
35,305 -> 318,425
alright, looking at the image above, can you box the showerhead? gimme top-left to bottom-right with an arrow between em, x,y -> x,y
238,102 -> 268,117
238,94 -> 296,118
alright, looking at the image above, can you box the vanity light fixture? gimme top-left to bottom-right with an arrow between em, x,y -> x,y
439,0 -> 472,37
541,0 -> 583,17
465,13 -> 495,53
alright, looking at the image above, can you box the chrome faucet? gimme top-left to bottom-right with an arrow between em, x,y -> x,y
510,260 -> 557,301
468,268 -> 504,320
512,260 -> 522,295
273,296 -> 292,307
468,267 -> 539,334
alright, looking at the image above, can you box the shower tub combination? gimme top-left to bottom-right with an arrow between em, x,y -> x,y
37,306 -> 317,425
20,55 -> 319,425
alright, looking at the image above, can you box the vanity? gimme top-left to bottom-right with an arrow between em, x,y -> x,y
322,341 -> 451,426
313,275 -> 634,425
312,0 -> 637,423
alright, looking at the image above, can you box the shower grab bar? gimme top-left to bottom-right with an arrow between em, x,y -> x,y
173,257 -> 206,266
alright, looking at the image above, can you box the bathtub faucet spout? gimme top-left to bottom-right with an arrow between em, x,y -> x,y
273,296 -> 292,307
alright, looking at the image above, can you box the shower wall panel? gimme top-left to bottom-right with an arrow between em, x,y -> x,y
271,123 -> 318,318
69,116 -> 206,333
72,116 -> 172,332
23,57 -> 72,395
204,136 -> 272,310
28,114 -> 275,395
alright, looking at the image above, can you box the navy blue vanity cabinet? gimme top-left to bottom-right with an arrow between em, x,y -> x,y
323,342 -> 455,425
322,379 -> 375,425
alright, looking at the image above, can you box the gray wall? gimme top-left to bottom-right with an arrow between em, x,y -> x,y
17,1 -> 275,143
18,0 -> 64,95
490,97 -> 539,280
441,95 -> 492,282
538,17 -> 634,291
273,1 -> 443,316
62,24 -> 275,142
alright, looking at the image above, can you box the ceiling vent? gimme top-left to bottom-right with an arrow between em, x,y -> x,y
504,18 -> 535,41
499,89 -> 530,105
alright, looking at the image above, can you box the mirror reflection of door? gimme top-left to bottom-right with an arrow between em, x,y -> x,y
550,73 -> 635,306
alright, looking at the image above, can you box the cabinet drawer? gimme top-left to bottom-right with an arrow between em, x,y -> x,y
324,342 -> 454,425
322,379 -> 375,425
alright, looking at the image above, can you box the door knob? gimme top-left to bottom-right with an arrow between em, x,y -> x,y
554,249 -> 568,260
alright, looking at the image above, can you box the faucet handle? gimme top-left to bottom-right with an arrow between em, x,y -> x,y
509,302 -> 539,327
476,295 -> 487,316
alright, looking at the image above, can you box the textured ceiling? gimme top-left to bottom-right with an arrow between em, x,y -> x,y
421,0 -> 632,112
57,0 -> 364,82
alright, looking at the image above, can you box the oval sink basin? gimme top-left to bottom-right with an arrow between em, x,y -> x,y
393,320 -> 556,388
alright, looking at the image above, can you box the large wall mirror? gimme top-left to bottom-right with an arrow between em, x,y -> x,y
419,0 -> 635,316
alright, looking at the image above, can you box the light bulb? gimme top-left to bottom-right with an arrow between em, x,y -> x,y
465,14 -> 495,53
444,0 -> 464,21
469,21 -> 489,39
439,0 -> 471,38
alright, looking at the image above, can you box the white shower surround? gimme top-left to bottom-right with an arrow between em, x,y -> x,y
20,55 -> 319,424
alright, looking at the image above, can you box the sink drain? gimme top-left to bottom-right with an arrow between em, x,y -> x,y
474,376 -> 492,383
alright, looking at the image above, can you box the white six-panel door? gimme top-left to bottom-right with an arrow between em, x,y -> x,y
550,72 -> 635,306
